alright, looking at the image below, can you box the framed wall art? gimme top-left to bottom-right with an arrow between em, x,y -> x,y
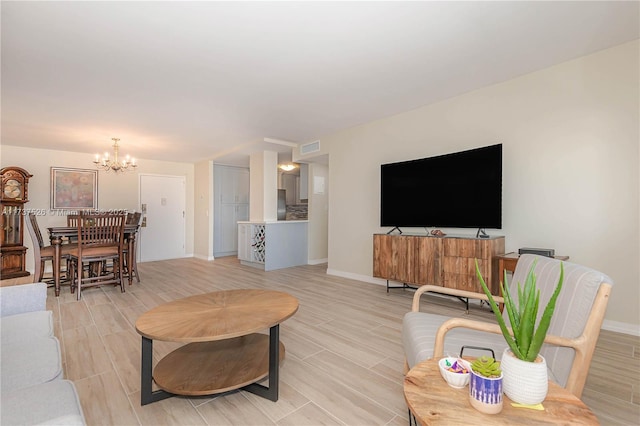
50,167 -> 98,210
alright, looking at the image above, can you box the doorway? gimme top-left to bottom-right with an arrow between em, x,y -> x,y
139,174 -> 186,262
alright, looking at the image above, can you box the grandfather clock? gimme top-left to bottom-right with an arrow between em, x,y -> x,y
1,166 -> 32,279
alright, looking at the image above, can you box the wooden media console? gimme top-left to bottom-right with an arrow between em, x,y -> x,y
373,234 -> 505,295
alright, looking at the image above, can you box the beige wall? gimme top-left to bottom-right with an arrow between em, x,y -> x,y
249,151 -> 278,222
308,162 -> 329,263
321,41 -> 639,332
2,42 -> 637,333
0,145 -> 195,271
193,160 -> 214,260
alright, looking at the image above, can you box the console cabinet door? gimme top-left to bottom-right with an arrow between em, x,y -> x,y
413,236 -> 441,285
373,234 -> 396,281
442,238 -> 505,295
373,235 -> 441,285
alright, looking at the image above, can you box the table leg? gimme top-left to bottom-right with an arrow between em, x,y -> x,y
244,324 -> 280,401
140,337 -> 173,406
50,235 -> 62,297
408,408 -> 417,426
141,326 -> 281,405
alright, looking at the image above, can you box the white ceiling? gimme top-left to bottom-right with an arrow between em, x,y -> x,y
2,1 -> 638,166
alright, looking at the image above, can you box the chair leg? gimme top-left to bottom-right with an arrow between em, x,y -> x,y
119,256 -> 125,293
132,254 -> 140,283
69,260 -> 76,294
128,246 -> 140,283
33,259 -> 44,283
76,261 -> 82,301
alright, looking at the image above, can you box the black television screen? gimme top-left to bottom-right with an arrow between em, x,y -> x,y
380,144 -> 502,229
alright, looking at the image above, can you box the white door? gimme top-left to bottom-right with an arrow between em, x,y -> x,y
139,174 -> 186,262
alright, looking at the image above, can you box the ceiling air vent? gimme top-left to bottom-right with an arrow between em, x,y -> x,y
300,140 -> 320,155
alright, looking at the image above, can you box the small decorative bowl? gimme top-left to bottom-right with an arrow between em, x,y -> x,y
439,357 -> 471,389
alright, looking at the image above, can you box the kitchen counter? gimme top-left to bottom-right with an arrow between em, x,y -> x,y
237,221 -> 308,271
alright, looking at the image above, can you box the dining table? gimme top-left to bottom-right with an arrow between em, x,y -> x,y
47,224 -> 139,296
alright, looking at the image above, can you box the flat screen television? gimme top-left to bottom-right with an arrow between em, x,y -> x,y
380,144 -> 502,230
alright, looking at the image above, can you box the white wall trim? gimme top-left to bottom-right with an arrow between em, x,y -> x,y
326,268 -> 640,337
308,258 -> 328,265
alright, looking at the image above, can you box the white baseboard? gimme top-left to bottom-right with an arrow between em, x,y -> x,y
326,268 -> 387,286
138,253 -> 193,263
193,254 -> 215,261
308,258 -> 328,265
602,319 -> 640,336
326,268 -> 640,337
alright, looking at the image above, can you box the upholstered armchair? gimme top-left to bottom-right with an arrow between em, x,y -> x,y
402,254 -> 613,398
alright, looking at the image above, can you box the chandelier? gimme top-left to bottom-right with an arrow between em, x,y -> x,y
93,138 -> 138,172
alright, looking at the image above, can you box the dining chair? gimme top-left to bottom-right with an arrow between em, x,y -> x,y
68,212 -> 126,300
123,212 -> 142,283
25,213 -> 74,284
66,214 -> 79,227
67,212 -> 98,227
67,212 -> 107,279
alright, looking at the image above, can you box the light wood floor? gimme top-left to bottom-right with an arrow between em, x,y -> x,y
45,256 -> 639,425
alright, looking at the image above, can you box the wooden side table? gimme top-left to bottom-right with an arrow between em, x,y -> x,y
497,252 -> 569,284
404,358 -> 598,425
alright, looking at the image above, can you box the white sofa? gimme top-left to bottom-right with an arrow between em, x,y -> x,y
1,283 -> 86,425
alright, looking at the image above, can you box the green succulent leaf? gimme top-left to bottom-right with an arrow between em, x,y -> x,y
500,269 -> 517,328
471,355 -> 502,378
502,281 -> 520,339
475,258 -> 564,362
474,260 -> 521,358
526,263 -> 564,361
518,279 -> 539,357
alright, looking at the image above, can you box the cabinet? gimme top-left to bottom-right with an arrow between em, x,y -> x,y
214,166 -> 249,257
299,163 -> 308,201
281,174 -> 298,206
373,234 -> 505,295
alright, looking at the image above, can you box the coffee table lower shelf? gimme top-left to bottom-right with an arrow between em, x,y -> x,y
141,326 -> 283,405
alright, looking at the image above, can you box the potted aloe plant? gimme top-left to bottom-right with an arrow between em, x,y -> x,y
475,259 -> 564,405
468,356 -> 503,414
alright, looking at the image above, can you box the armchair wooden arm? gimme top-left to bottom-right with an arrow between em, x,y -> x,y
411,284 -> 504,312
433,317 -> 576,358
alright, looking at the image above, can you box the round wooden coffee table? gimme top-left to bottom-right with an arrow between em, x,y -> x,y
404,358 -> 599,425
135,289 -> 298,405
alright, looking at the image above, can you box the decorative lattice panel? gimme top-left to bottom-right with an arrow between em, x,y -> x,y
251,225 -> 266,263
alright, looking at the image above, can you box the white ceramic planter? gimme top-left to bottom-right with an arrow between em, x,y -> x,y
501,348 -> 548,405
